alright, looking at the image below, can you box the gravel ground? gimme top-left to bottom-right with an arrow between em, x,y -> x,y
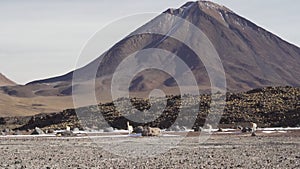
0,131 -> 299,169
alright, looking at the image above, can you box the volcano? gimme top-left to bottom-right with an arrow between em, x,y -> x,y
3,1 -> 300,100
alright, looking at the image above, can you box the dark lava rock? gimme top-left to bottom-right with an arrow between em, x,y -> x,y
133,126 -> 144,134
241,127 -> 251,133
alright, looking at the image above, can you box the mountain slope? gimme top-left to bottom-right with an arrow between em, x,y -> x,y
0,73 -> 16,87
4,1 -> 300,99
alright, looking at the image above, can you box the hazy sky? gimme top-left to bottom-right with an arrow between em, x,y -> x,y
1,0 -> 299,84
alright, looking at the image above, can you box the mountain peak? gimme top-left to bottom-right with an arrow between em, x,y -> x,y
197,1 -> 233,13
164,1 -> 233,27
166,1 -> 232,14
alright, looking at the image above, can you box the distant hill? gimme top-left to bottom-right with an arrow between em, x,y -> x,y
0,73 -> 16,87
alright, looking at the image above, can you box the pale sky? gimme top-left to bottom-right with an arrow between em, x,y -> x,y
1,0 -> 299,84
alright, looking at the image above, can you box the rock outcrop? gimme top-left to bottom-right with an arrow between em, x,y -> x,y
31,127 -> 45,135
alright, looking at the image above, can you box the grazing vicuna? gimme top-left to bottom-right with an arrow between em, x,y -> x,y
127,121 -> 133,134
250,122 -> 257,136
250,122 -> 257,132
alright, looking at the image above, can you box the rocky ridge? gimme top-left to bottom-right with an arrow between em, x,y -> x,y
0,86 -> 299,132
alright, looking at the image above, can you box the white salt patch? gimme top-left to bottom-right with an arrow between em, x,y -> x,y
215,131 -> 239,134
259,127 -> 300,131
262,131 -> 287,134
0,134 -> 56,138
221,129 -> 236,132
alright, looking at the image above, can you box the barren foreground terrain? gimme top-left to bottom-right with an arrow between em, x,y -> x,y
0,131 -> 299,168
